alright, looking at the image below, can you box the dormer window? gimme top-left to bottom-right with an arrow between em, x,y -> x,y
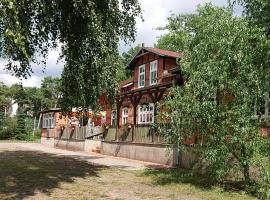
150,60 -> 158,85
138,64 -> 145,88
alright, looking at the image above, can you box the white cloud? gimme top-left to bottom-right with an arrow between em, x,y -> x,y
120,0 -> 241,52
0,73 -> 42,87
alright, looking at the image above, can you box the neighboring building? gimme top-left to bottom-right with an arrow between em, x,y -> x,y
104,47 -> 184,139
40,107 -> 107,148
40,108 -> 69,147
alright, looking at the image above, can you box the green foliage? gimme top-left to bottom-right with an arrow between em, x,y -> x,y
237,0 -> 270,36
15,112 -> 26,140
0,0 -> 142,111
24,129 -> 41,141
120,45 -> 141,79
155,14 -> 192,52
41,76 -> 61,109
0,117 -> 17,139
159,4 -> 270,187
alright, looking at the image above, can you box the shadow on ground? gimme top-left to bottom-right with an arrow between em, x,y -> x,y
143,168 -> 256,195
0,150 -> 107,199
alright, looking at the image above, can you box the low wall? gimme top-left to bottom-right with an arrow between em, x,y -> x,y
84,139 -> 101,152
179,149 -> 198,169
101,141 -> 178,166
54,139 -> 85,151
41,137 -> 55,147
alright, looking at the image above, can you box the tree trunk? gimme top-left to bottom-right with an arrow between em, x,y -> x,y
242,162 -> 251,185
241,144 -> 251,185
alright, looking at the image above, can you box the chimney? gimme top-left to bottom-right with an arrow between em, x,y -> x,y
141,43 -> 145,47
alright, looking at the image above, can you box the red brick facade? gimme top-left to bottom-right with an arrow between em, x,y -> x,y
105,47 -> 183,128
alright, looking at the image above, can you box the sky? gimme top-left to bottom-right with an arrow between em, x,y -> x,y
0,0 -> 241,88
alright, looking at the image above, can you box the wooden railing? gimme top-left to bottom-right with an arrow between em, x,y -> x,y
104,125 -> 166,144
56,126 -> 86,141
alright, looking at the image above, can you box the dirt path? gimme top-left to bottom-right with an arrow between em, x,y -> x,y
0,142 -> 167,170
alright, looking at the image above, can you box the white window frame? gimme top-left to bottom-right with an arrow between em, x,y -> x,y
138,64 -> 145,88
111,110 -> 117,127
122,107 -> 129,125
150,60 -> 158,86
42,112 -> 55,129
138,103 -> 155,124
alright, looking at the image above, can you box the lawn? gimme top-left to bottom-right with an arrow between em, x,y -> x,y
0,148 -> 257,200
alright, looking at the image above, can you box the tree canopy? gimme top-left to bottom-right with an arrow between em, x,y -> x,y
237,0 -> 270,36
158,4 -> 270,186
0,0 -> 141,110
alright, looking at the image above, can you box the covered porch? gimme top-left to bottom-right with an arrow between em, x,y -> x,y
105,82 -> 175,144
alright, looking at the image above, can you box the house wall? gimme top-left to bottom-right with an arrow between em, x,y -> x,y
133,54 -> 178,89
41,112 -> 68,139
105,51 -> 180,128
105,93 -> 159,127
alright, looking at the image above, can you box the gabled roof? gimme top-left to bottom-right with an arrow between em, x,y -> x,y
144,47 -> 183,58
127,47 -> 183,69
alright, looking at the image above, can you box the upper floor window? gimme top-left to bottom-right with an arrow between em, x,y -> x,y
43,112 -> 54,129
150,60 -> 158,85
122,107 -> 129,125
138,65 -> 145,88
111,110 -> 117,128
138,103 -> 155,124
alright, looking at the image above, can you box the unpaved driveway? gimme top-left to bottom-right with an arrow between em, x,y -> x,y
0,142 -> 166,170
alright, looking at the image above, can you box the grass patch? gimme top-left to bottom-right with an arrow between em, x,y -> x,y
0,145 -> 257,200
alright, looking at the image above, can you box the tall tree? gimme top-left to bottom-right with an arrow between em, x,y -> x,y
41,76 -> 61,108
155,14 -> 192,52
159,4 -> 270,185
0,0 -> 141,110
120,45 -> 141,79
237,0 -> 270,36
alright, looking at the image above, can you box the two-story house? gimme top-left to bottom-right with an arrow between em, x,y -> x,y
104,47 -> 184,140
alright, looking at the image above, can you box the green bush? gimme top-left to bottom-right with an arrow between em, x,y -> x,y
0,117 -> 17,139
24,129 -> 41,141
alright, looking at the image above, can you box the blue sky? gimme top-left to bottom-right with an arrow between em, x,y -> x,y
0,0 -> 241,87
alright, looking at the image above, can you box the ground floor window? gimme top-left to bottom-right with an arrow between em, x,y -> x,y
122,107 -> 129,125
254,93 -> 270,119
42,112 -> 54,129
138,103 -> 155,124
111,110 -> 117,127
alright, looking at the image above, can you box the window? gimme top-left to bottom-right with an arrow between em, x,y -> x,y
111,110 -> 117,128
138,65 -> 145,88
150,60 -> 158,85
138,103 -> 155,124
253,93 -> 270,119
42,112 -> 54,129
122,107 -> 129,125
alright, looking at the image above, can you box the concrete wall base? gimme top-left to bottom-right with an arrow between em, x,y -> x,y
41,137 -> 55,147
54,139 -> 85,151
84,139 -> 101,153
101,141 -> 178,166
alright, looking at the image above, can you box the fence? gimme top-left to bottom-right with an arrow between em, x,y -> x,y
56,126 -> 86,141
104,125 -> 166,144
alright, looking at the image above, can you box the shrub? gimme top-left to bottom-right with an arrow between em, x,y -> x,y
0,117 -> 17,139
